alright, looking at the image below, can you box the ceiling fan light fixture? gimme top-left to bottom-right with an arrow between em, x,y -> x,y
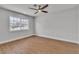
38,10 -> 41,12
29,4 -> 48,14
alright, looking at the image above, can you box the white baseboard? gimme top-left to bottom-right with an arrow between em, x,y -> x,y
37,34 -> 79,44
0,34 -> 79,44
0,34 -> 35,44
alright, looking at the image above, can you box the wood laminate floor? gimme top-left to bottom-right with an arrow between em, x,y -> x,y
0,35 -> 79,54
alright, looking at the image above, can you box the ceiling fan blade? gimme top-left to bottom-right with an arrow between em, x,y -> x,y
41,4 -> 48,9
29,8 -> 37,10
38,5 -> 41,9
33,4 -> 37,7
42,11 -> 48,13
34,11 -> 39,14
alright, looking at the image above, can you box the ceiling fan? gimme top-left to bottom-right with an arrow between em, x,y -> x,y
29,4 -> 48,14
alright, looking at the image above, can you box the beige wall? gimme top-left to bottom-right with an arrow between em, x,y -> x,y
0,8 -> 35,42
35,6 -> 78,43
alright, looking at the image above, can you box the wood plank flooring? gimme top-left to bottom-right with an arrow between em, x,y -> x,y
0,35 -> 79,54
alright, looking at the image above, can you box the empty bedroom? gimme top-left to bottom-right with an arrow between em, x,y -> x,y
0,4 -> 79,54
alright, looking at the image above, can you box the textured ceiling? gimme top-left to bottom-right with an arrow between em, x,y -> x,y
0,4 -> 78,17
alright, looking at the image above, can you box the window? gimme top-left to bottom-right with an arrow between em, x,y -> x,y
9,16 -> 29,31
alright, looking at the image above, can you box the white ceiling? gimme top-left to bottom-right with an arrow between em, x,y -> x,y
0,4 -> 78,17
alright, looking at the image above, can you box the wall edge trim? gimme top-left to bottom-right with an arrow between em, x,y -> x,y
37,34 -> 79,44
0,34 -> 35,44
